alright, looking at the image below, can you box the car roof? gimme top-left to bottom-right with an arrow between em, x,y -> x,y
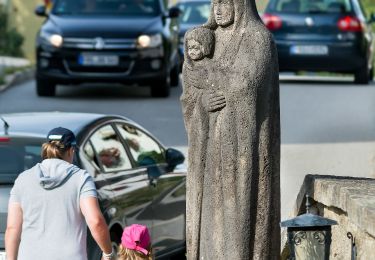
0,112 -> 126,137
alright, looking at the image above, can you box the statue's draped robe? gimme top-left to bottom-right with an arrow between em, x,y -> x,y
181,1 -> 281,259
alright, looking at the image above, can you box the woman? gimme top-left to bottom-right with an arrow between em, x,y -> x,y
5,127 -> 114,260
181,0 -> 281,258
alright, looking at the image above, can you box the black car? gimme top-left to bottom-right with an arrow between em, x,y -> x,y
0,112 -> 186,259
174,0 -> 210,64
34,0 -> 181,97
262,0 -> 375,84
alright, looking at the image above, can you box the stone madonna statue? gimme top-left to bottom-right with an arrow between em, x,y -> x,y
181,0 -> 281,258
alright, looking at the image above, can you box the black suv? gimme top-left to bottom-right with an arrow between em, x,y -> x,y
35,0 -> 181,97
262,0 -> 375,84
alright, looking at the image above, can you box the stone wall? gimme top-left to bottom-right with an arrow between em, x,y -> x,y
281,175 -> 375,260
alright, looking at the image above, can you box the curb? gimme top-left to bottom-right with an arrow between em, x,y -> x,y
0,68 -> 35,92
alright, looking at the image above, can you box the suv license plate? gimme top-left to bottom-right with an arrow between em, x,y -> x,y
290,45 -> 329,55
78,54 -> 119,66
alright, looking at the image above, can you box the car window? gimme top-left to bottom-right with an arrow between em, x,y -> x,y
116,123 -> 165,167
0,141 -> 42,183
83,141 -> 100,168
267,0 -> 352,13
53,0 -> 160,16
178,1 -> 211,24
88,124 -> 132,172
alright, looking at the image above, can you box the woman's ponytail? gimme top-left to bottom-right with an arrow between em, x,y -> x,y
41,141 -> 70,160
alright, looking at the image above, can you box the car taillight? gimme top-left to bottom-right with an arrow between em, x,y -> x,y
261,13 -> 282,31
0,137 -> 10,142
337,16 -> 363,32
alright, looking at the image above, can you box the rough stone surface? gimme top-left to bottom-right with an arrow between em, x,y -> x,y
180,0 -> 281,258
281,175 -> 375,260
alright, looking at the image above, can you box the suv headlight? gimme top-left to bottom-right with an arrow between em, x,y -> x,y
137,34 -> 162,48
40,31 -> 63,48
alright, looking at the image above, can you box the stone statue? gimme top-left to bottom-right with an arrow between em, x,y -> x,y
181,0 -> 281,258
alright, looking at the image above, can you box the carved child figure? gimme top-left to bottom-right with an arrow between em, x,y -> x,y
184,27 -> 215,89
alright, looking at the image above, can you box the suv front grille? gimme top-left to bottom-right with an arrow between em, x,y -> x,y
63,38 -> 137,50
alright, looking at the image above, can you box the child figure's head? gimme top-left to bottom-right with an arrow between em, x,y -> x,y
118,224 -> 152,260
185,27 -> 215,61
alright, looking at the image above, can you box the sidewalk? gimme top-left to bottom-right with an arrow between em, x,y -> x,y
0,56 -> 33,92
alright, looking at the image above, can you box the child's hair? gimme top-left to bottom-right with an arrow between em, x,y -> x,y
117,244 -> 153,260
118,224 -> 153,260
185,27 -> 215,57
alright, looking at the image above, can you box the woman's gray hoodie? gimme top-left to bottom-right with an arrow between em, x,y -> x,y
9,158 -> 97,260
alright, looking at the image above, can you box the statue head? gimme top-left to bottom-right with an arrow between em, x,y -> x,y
213,0 -> 234,27
185,27 -> 215,61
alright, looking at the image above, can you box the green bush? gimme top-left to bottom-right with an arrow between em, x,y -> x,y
0,4 -> 24,57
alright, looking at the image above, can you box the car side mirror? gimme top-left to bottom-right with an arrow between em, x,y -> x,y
165,148 -> 185,167
35,5 -> 47,17
168,7 -> 181,18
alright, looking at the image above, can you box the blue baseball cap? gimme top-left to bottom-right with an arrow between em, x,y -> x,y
47,127 -> 77,147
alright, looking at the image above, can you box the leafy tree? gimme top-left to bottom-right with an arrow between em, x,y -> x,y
0,4 -> 24,57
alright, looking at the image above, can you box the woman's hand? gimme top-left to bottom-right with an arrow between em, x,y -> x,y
207,90 -> 226,112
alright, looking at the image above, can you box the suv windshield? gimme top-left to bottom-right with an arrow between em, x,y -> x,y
0,140 -> 42,183
178,1 -> 210,25
266,0 -> 352,14
52,0 -> 160,16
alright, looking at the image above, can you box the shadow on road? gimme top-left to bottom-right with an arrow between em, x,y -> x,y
56,83 -> 155,99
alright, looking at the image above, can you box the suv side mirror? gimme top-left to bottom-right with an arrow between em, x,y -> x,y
165,148 -> 185,167
168,7 -> 181,18
35,5 -> 47,17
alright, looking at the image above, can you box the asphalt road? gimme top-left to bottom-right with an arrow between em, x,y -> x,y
1,75 -> 375,219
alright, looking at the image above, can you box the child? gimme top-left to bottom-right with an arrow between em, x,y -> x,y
185,27 -> 214,63
117,224 -> 153,260
183,27 -> 215,89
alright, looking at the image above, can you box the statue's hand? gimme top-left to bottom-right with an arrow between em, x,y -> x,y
208,91 -> 226,112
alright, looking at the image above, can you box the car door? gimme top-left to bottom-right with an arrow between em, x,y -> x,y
84,123 -> 154,235
115,122 -> 186,256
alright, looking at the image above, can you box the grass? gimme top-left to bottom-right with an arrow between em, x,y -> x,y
3,65 -> 31,75
0,65 -> 32,86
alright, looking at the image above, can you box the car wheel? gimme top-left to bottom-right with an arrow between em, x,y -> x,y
170,65 -> 180,87
36,79 -> 56,96
110,232 -> 120,256
151,76 -> 171,97
354,65 -> 370,85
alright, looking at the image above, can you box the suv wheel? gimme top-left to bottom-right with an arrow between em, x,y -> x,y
151,76 -> 171,97
170,65 -> 180,87
354,64 -> 370,85
36,79 -> 56,96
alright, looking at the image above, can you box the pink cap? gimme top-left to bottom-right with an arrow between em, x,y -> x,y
121,224 -> 151,256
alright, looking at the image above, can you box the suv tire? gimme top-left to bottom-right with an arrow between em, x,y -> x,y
36,79 -> 56,97
354,64 -> 370,85
151,76 -> 170,97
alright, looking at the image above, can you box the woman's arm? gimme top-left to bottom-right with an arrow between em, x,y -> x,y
80,197 -> 113,258
5,202 -> 23,260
